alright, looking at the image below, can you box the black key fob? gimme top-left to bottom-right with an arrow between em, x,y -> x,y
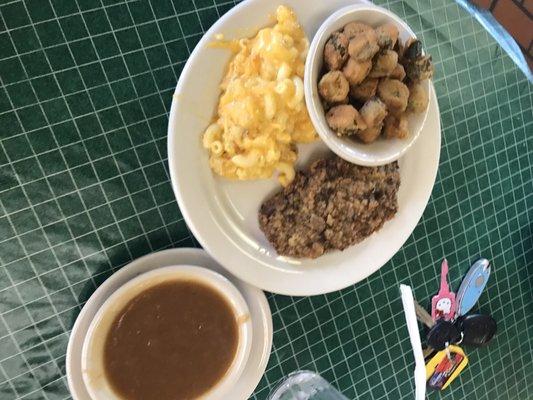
456,314 -> 497,347
427,320 -> 461,350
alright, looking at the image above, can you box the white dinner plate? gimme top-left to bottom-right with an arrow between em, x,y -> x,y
168,0 -> 441,296
66,248 -> 273,400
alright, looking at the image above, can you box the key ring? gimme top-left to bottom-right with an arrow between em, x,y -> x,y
455,332 -> 464,345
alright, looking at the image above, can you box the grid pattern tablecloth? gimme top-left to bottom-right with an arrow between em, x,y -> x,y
0,0 -> 532,399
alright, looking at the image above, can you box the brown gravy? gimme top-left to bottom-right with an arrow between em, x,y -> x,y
103,280 -> 238,400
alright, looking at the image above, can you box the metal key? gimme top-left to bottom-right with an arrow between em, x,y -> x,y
414,300 -> 434,328
413,299 -> 437,358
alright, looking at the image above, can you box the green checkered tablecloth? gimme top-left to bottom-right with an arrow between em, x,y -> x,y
0,0 -> 531,399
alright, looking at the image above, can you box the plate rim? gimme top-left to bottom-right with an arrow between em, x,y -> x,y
66,248 -> 273,400
167,0 -> 442,295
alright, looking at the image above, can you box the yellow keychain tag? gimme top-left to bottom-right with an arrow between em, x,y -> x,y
425,345 -> 468,390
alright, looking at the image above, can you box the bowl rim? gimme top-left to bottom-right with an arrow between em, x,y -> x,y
80,265 -> 253,400
304,3 -> 430,166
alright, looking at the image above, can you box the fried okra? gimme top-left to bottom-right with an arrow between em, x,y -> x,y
324,31 -> 349,71
401,39 -> 434,82
383,114 -> 409,139
319,71 -> 350,103
343,22 -> 373,39
326,105 -> 367,136
360,97 -> 388,128
348,30 -> 379,61
318,21 -> 433,142
369,50 -> 398,78
405,56 -> 434,82
407,82 -> 429,113
377,79 -> 409,114
356,124 -> 383,143
342,58 -> 372,85
350,78 -> 379,102
389,63 -> 406,81
375,24 -> 399,49
402,38 -> 422,60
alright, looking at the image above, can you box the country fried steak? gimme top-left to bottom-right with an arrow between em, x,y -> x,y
259,156 -> 400,258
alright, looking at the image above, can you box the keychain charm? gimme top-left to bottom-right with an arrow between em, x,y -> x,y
456,258 -> 490,317
426,345 -> 468,390
431,259 -> 456,321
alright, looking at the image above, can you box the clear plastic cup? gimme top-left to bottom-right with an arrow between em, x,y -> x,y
268,371 -> 349,400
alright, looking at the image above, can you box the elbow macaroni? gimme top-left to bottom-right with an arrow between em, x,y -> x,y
276,162 -> 295,187
202,5 -> 316,186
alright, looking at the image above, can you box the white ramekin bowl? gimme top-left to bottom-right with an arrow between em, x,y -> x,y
81,265 -> 253,400
304,4 -> 430,166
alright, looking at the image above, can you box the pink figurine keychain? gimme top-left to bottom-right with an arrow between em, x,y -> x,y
431,259 -> 456,321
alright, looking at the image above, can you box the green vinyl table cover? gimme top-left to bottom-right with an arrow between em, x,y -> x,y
0,0 -> 531,399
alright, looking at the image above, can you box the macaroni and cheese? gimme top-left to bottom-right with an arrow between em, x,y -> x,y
202,5 -> 316,186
